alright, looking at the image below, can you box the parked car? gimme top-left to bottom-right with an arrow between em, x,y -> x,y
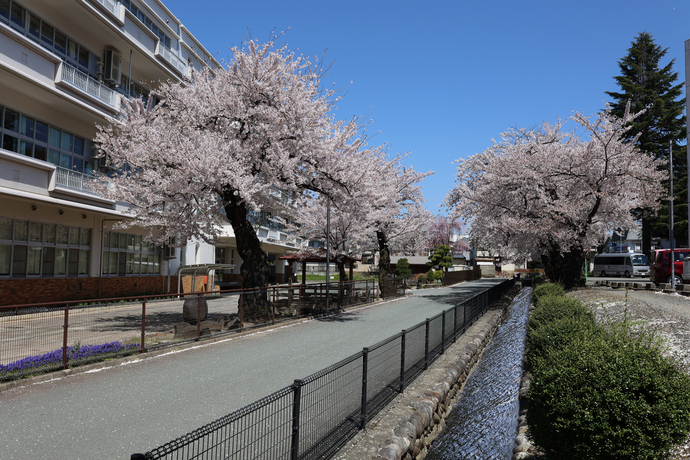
650,248 -> 690,286
593,253 -> 649,278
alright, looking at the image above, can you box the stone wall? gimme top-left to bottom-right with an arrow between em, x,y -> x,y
336,289 -> 516,460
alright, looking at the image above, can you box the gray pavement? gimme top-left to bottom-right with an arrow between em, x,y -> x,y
0,278 -> 506,460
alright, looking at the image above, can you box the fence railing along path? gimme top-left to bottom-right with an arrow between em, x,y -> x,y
0,278 -> 399,381
132,278 -> 515,460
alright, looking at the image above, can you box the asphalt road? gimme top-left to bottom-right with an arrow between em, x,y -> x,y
0,278 -> 506,460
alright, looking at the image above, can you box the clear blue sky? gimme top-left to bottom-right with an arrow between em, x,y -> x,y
163,0 -> 688,214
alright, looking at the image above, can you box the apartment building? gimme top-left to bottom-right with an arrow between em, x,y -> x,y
0,0 -> 297,306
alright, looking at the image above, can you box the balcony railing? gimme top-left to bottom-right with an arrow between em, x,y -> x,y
158,45 -> 189,77
93,0 -> 119,16
55,167 -> 97,194
61,62 -> 117,108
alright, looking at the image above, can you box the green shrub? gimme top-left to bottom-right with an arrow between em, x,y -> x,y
427,268 -> 436,282
434,269 -> 444,281
525,315 -> 600,372
416,274 -> 427,286
531,282 -> 565,305
532,274 -> 545,286
395,258 -> 413,279
528,327 -> 690,460
528,295 -> 594,332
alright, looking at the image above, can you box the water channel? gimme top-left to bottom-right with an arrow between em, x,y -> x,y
426,287 -> 533,460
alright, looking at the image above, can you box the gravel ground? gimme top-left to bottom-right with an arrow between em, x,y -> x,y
569,287 -> 690,460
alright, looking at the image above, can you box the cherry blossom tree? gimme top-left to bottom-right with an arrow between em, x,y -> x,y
286,154 -> 432,292
426,216 -> 470,255
95,36 -> 389,297
446,104 -> 667,288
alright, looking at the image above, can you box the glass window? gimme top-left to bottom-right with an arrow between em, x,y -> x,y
118,251 -> 126,275
79,228 -> 90,246
12,245 -> 27,277
74,137 -> 84,155
59,153 -> 71,169
72,157 -> 83,172
103,231 -> 110,248
44,224 -> 56,244
42,247 -> 55,276
133,252 -> 141,274
14,220 -> 28,241
48,149 -> 60,165
10,2 -> 24,28
154,254 -> 160,274
78,249 -> 88,275
119,233 -> 126,249
29,222 -> 42,242
56,225 -> 68,245
0,245 -> 11,275
102,251 -> 109,274
49,127 -> 60,147
146,254 -> 154,274
0,217 -> 12,240
35,121 -> 48,143
108,251 -> 117,274
68,248 -> 79,275
27,246 -> 41,275
126,252 -> 133,274
54,30 -> 66,55
135,235 -> 142,251
4,109 -> 19,132
19,140 -> 33,157
20,116 -> 34,137
34,144 -> 47,161
66,39 -> 78,61
0,0 -> 9,21
68,227 -> 79,245
55,248 -> 67,275
2,133 -> 18,152
61,132 -> 72,152
40,22 -> 54,47
78,48 -> 89,69
28,14 -> 40,40
84,162 -> 93,175
110,232 -> 118,249
127,234 -> 135,250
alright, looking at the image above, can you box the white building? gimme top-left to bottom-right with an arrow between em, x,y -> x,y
0,0 -> 297,306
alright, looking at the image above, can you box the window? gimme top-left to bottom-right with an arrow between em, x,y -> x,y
9,1 -> 23,28
102,231 -> 161,276
0,0 -> 9,20
0,219 -> 92,278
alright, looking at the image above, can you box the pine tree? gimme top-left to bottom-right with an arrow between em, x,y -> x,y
605,31 -> 687,252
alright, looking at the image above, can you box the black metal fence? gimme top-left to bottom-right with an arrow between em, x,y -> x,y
133,278 -> 514,460
0,278 -> 404,382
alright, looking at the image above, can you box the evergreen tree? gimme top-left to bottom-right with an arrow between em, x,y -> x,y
427,245 -> 453,271
394,258 -> 413,278
605,31 -> 687,252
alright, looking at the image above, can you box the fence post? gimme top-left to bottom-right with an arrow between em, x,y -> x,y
399,330 -> 406,393
290,379 -> 303,460
360,348 -> 369,429
441,311 -> 446,354
196,295 -> 201,341
62,303 -> 70,370
239,288 -> 244,332
141,298 -> 147,353
424,318 -> 430,370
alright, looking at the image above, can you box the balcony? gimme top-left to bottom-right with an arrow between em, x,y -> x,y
93,0 -> 120,16
156,44 -> 189,77
55,167 -> 97,194
60,62 -> 118,108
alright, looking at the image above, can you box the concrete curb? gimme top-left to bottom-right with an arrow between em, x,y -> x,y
336,289 -> 517,460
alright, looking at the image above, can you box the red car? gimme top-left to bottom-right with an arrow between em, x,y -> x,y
650,248 -> 690,286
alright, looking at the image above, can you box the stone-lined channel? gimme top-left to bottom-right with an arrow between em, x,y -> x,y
426,287 -> 532,459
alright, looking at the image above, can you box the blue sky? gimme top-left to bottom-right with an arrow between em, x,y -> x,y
163,0 -> 688,214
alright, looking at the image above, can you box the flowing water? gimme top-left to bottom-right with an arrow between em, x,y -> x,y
426,287 -> 532,460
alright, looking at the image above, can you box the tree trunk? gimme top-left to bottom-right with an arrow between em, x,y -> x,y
541,243 -> 585,290
224,192 -> 270,317
377,230 -> 393,298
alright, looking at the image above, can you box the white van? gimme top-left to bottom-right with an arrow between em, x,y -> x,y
593,253 -> 650,278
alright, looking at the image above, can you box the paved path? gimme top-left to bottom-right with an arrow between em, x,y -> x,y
0,279 -> 506,460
